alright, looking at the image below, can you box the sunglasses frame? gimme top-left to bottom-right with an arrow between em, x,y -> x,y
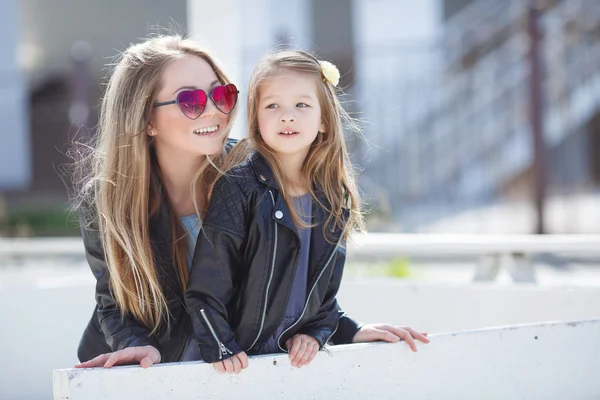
153,83 -> 239,120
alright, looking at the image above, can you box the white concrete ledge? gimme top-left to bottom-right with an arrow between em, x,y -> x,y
336,280 -> 600,332
53,318 -> 600,400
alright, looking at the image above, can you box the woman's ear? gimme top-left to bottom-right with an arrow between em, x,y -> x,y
147,124 -> 155,137
319,121 -> 326,133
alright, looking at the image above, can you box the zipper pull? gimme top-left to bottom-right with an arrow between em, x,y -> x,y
199,308 -> 234,360
219,342 -> 233,357
322,345 -> 333,357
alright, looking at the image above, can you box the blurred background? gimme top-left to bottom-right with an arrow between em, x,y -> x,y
1,0 -> 600,399
1,0 -> 598,237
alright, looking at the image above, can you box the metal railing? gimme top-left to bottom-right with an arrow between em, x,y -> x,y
2,234 -> 599,283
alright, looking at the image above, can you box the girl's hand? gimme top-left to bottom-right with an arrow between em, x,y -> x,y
212,351 -> 249,374
74,345 -> 161,368
352,324 -> 430,352
285,334 -> 319,368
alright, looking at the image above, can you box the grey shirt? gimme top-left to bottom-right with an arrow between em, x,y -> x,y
256,193 -> 313,354
180,214 -> 203,362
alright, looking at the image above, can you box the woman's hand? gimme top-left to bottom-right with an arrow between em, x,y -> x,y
74,345 -> 161,368
352,324 -> 429,352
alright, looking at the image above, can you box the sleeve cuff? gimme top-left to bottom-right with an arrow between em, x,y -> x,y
198,339 -> 243,363
330,314 -> 362,344
119,336 -> 162,355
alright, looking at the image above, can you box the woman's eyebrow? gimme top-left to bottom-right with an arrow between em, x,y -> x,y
172,80 -> 220,94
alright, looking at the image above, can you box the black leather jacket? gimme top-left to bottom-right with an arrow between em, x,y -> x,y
77,141 -> 361,363
184,152 -> 353,363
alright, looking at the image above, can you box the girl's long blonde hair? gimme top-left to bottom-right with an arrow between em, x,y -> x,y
232,50 -> 365,242
72,35 -> 237,334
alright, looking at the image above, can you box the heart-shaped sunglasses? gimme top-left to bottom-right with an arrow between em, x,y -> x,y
154,83 -> 239,120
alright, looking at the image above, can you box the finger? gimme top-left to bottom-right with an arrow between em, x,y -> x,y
292,341 -> 308,367
87,354 -> 112,368
285,339 -> 293,350
104,348 -> 147,368
140,356 -> 155,369
76,353 -> 111,368
398,330 -> 417,352
231,355 -> 242,374
103,350 -> 128,369
224,359 -> 235,374
405,328 -> 430,343
289,338 -> 302,359
298,342 -> 315,366
215,362 -> 226,374
146,346 -> 162,363
305,344 -> 319,365
213,362 -> 226,374
379,325 -> 412,339
239,352 -> 249,369
370,327 -> 400,343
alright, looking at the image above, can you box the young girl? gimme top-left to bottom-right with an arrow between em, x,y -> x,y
185,50 -> 429,374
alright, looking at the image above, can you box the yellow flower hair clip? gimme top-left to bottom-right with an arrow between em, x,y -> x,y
319,60 -> 340,87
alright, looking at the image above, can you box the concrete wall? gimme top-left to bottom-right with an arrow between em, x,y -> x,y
3,274 -> 600,399
337,279 -> 600,332
53,318 -> 600,399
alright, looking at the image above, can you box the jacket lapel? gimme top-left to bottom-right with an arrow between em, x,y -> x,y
149,183 -> 184,302
249,151 -> 348,284
307,188 -> 346,283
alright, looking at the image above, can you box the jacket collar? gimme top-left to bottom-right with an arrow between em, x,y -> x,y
248,151 -> 278,189
248,150 -> 349,240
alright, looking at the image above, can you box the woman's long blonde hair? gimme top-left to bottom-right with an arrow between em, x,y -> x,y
232,50 -> 365,242
72,35 -> 237,334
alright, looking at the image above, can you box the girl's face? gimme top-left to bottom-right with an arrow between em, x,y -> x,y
150,55 -> 232,158
257,69 -> 325,160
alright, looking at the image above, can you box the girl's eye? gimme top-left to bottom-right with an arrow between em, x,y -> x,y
296,103 -> 308,108
266,103 -> 278,109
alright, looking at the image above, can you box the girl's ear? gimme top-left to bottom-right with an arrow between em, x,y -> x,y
319,121 -> 326,133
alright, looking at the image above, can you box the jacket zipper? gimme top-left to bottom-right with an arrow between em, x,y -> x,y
246,190 -> 278,351
322,320 -> 340,356
321,246 -> 345,356
277,223 -> 346,352
199,308 -> 233,360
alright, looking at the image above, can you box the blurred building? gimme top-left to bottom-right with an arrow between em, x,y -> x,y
359,0 -> 600,232
2,0 -> 597,233
0,0 -> 186,205
1,0 -> 358,205
0,0 -> 29,194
